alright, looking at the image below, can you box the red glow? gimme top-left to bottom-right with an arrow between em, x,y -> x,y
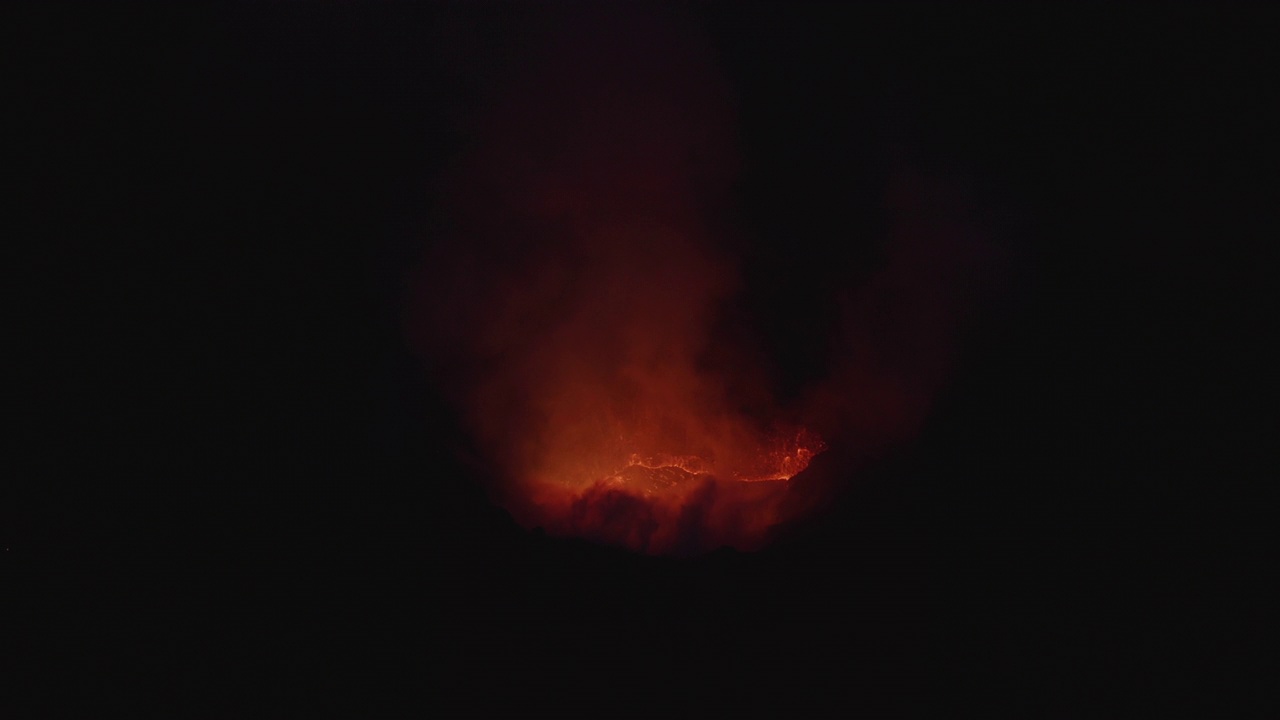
408,7 -> 989,555
511,426 -> 827,554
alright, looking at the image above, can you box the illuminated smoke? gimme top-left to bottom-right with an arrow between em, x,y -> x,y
409,7 -> 993,554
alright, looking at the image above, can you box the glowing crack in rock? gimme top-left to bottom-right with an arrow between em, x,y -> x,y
507,427 -> 828,554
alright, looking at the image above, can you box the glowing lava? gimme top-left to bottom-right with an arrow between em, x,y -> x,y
512,429 -> 828,555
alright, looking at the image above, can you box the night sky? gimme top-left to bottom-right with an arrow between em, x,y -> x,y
11,3 -> 1273,715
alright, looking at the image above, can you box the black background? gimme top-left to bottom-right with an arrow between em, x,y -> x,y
10,2 -> 1274,715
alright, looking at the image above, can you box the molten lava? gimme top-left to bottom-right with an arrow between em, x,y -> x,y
512,428 -> 827,555
592,430 -> 824,489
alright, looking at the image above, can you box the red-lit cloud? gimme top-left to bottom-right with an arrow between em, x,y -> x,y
410,6 -> 994,554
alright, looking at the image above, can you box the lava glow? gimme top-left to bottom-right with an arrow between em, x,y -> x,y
409,6 -> 989,554
514,427 -> 827,554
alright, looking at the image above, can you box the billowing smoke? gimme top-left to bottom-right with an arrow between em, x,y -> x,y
410,7 -> 994,554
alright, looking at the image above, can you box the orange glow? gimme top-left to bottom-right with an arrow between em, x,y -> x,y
511,424 -> 826,555
408,7 -> 987,555
408,8 -> 835,555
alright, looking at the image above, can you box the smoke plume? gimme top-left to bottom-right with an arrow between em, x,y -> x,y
410,6 -> 994,554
